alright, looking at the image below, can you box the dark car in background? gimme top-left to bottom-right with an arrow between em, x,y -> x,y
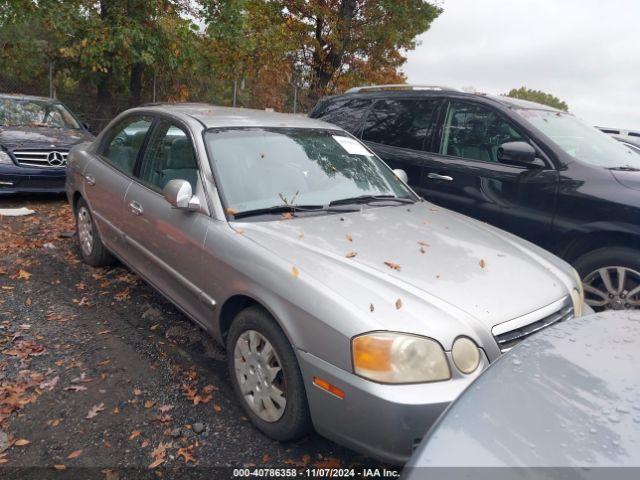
0,93 -> 94,195
403,310 -> 640,475
598,127 -> 640,154
310,85 -> 640,312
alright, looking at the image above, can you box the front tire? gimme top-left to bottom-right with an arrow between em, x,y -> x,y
227,306 -> 312,441
75,197 -> 115,267
574,247 -> 640,311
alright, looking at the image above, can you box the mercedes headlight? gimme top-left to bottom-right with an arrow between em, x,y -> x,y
570,268 -> 584,317
352,332 -> 450,384
0,149 -> 13,165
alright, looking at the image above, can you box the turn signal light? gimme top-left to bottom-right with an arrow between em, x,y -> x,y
313,377 -> 345,399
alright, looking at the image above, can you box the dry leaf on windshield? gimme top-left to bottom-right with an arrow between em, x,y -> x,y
291,266 -> 300,278
345,251 -> 357,258
281,212 -> 293,220
395,298 -> 403,310
384,261 -> 401,271
86,402 -> 105,419
225,207 -> 237,216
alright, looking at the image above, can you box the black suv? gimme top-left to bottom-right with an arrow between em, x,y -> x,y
310,85 -> 640,311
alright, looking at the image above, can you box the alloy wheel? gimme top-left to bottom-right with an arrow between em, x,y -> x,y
583,266 -> 640,311
233,330 -> 287,422
77,206 -> 94,257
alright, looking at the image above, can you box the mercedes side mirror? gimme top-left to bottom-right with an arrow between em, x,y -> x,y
162,179 -> 200,211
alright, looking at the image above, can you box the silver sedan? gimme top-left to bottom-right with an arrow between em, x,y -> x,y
66,104 -> 588,464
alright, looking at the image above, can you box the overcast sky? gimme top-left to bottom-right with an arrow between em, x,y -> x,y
404,0 -> 640,130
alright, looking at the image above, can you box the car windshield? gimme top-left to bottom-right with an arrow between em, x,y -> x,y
0,97 -> 81,129
204,127 -> 415,215
516,109 -> 640,170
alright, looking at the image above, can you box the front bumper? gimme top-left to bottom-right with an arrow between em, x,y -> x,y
0,163 -> 66,194
297,349 -> 489,465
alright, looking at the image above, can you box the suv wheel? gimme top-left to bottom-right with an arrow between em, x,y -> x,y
227,306 -> 312,441
75,197 -> 115,267
574,247 -> 640,311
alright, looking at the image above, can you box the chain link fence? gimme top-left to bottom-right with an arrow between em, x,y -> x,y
0,61 -> 313,133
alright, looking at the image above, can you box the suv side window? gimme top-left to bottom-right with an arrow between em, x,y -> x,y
137,120 -> 199,192
100,116 -> 153,174
440,101 -> 523,163
312,98 -> 371,134
362,98 -> 440,150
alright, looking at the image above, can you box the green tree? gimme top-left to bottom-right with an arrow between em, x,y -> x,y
506,87 -> 569,111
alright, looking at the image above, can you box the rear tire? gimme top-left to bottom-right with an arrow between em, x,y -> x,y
75,197 -> 115,267
227,306 -> 312,441
574,247 -> 640,311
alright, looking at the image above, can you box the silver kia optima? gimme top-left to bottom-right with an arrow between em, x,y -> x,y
66,104 -> 589,464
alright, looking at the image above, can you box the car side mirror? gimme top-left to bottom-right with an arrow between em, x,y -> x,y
162,179 -> 200,211
393,168 -> 409,183
497,141 -> 537,166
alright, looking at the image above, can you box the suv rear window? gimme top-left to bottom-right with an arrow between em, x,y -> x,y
362,98 -> 440,150
311,98 -> 371,134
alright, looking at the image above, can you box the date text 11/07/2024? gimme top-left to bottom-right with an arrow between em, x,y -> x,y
232,468 -> 401,478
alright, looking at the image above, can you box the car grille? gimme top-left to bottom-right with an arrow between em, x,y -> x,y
13,150 -> 69,168
492,298 -> 574,353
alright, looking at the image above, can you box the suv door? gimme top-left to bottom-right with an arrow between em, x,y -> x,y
83,115 -> 153,258
422,99 -> 559,245
123,118 -> 214,323
360,97 -> 442,197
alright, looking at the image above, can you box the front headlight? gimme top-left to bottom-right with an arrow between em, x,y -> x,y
352,332 -> 451,384
0,150 -> 13,165
570,268 -> 585,317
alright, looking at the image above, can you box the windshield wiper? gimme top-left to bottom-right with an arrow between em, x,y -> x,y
609,166 -> 640,171
231,204 -> 357,219
329,195 -> 416,206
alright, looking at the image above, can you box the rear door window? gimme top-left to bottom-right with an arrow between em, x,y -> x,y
362,98 -> 441,150
100,116 -> 153,174
312,98 -> 371,134
440,101 -> 523,163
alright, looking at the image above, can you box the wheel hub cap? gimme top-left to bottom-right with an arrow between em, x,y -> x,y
77,206 -> 94,257
233,330 -> 286,422
583,266 -> 640,311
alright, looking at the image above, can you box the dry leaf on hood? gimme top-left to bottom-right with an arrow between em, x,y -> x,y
346,234 -> 353,242
345,251 -> 357,258
384,261 -> 401,271
369,303 -> 375,312
395,298 -> 403,310
281,212 -> 293,220
225,207 -> 237,216
291,266 -> 299,278
479,259 -> 486,269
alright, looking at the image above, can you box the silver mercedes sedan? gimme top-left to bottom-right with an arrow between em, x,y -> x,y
66,104 -> 588,464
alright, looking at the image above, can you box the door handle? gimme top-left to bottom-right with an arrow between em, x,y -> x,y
427,172 -> 454,182
128,201 -> 143,216
84,174 -> 96,186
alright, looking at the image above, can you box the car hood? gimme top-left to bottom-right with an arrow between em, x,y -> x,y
234,202 -> 573,330
610,168 -> 640,191
0,126 -> 93,151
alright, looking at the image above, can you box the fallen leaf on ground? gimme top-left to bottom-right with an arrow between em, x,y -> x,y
54,464 -> 67,470
129,430 -> 141,440
144,400 -> 155,409
213,404 -> 222,413
384,261 -> 401,271
67,449 -> 83,459
158,405 -> 174,413
86,402 -> 105,419
14,439 -> 30,446
17,269 -> 31,280
133,389 -> 142,396
177,447 -> 196,464
64,385 -> 87,392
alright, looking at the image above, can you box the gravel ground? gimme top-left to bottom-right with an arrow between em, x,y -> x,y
0,195 -> 392,479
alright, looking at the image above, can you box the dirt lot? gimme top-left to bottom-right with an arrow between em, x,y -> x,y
0,195 -> 390,479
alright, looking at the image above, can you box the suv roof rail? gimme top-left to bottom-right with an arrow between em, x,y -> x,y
345,84 -> 461,94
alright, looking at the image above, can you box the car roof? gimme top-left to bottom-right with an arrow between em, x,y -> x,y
407,310 -> 640,468
0,93 -> 59,103
140,103 -> 342,130
319,85 -> 562,113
